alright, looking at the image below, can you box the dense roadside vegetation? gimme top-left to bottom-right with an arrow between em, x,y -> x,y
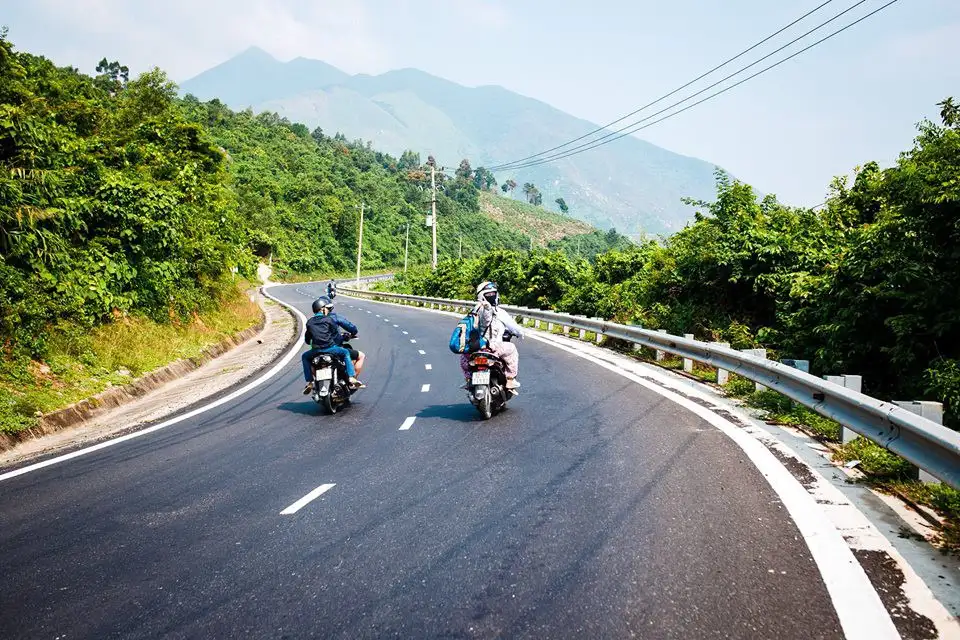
389,99 -> 960,428
384,99 -> 960,541
0,34 -> 566,432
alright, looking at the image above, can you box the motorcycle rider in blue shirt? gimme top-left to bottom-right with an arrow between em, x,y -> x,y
301,296 -> 365,394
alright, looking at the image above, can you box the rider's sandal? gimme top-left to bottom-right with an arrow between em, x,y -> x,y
302,383 -> 313,395
348,377 -> 366,389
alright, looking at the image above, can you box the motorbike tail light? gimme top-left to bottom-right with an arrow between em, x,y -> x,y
473,357 -> 488,365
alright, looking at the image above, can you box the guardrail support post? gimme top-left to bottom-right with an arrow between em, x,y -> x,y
534,319 -> 541,329
563,325 -> 571,335
710,342 -> 731,384
894,401 -> 943,483
824,374 -> 862,443
547,322 -> 554,332
578,328 -> 587,340
593,319 -> 604,344
683,334 -> 695,372
740,349 -> 768,391
655,329 -> 668,361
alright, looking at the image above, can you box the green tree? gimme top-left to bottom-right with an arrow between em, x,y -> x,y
473,166 -> 497,191
555,197 -> 569,214
455,158 -> 472,180
522,182 -> 541,205
94,57 -> 129,95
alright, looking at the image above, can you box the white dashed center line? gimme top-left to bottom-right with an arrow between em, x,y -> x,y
425,364 -> 432,370
399,417 -> 416,431
402,331 -> 409,335
410,339 -> 417,344
393,324 -> 399,328
421,384 -> 430,393
418,350 -> 426,355
375,314 -> 380,317
280,484 -> 336,515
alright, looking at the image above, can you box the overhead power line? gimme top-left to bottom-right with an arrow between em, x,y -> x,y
489,0 -> 900,173
488,0 -> 837,171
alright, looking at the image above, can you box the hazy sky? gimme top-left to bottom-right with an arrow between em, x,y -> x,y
4,0 -> 957,205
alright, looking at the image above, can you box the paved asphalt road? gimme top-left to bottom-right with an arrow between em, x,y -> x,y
0,283 -> 845,639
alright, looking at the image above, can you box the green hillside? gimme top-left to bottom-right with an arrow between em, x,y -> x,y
0,35 -> 554,365
180,51 -> 722,236
479,192 -> 593,246
2,36 -> 592,431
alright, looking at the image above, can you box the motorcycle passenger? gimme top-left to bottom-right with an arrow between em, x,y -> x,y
327,280 -> 337,298
460,281 -> 524,390
302,296 -> 365,394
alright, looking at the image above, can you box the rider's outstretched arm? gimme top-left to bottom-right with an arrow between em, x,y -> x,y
497,309 -> 525,339
336,316 -> 359,336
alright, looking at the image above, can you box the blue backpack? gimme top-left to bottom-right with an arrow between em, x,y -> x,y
449,310 -> 488,354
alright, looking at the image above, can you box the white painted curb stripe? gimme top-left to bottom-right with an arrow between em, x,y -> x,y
0,284 -> 308,483
399,417 -> 416,431
522,332 -> 899,640
280,483 -> 335,514
344,293 -> 900,640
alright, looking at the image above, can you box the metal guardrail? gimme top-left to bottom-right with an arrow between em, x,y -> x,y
341,286 -> 960,490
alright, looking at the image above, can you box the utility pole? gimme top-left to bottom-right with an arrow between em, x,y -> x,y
430,163 -> 438,270
404,222 -> 410,273
355,202 -> 364,288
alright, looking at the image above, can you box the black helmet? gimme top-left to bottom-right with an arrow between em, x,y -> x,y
312,296 -> 334,314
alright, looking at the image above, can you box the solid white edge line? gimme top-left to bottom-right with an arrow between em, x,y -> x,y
421,384 -> 430,393
345,294 -> 900,640
399,417 -> 416,431
0,284 -> 309,483
425,364 -> 432,370
521,333 -> 899,640
280,483 -> 336,515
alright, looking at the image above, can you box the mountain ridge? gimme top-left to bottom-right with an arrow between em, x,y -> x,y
180,49 -> 722,235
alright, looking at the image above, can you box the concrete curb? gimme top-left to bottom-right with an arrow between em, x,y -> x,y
0,303 -> 273,452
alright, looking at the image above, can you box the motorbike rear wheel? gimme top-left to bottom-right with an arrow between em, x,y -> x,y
479,388 -> 492,420
323,392 -> 337,414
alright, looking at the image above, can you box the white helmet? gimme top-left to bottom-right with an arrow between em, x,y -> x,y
476,281 -> 499,306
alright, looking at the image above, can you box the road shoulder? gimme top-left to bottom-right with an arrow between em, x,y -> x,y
0,292 -> 298,470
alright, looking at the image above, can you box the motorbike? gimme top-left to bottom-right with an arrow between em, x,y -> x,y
309,333 -> 359,414
465,333 -> 517,419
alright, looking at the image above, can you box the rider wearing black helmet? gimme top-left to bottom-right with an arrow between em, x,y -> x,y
301,296 -> 365,394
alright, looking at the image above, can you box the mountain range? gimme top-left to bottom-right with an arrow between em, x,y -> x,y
180,47 -> 724,236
